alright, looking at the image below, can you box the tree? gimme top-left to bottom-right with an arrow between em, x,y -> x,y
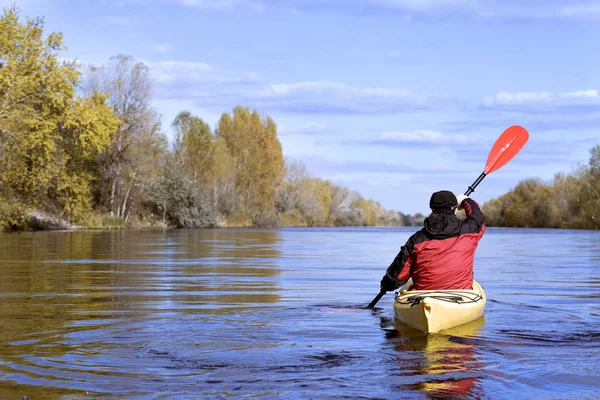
276,159 -> 308,214
172,111 -> 214,187
589,144 -> 600,175
296,177 -> 331,226
329,184 -> 350,222
86,55 -> 166,220
572,146 -> 600,229
0,7 -> 119,225
146,156 -> 216,228
211,137 -> 237,215
216,106 -> 284,217
550,173 -> 579,228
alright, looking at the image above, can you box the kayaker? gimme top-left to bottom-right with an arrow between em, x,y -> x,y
380,190 -> 485,292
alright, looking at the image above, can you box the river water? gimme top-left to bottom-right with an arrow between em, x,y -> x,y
0,227 -> 598,399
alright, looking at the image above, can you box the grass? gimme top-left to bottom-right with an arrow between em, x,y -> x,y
101,215 -> 126,229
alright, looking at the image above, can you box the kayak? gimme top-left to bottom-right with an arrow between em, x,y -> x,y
393,279 -> 486,334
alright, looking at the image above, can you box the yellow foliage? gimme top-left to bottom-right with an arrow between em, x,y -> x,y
0,8 -> 119,227
217,106 -> 284,217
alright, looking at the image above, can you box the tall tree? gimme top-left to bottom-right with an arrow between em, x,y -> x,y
86,55 -> 165,220
574,145 -> 600,229
172,111 -> 214,187
0,7 -> 119,225
216,106 -> 284,217
211,137 -> 237,215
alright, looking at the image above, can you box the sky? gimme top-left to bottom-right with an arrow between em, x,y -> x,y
5,0 -> 600,214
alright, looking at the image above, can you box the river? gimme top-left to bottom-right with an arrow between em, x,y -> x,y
0,227 -> 598,399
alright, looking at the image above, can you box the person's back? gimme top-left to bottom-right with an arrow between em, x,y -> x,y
380,191 -> 486,293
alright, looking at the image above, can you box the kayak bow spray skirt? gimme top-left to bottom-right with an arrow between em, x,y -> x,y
393,280 -> 486,334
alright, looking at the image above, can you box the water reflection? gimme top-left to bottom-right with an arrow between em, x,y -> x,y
390,318 -> 486,399
0,227 -> 599,399
0,229 -> 283,399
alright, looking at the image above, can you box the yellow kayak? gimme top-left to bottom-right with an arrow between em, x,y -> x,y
393,279 -> 486,334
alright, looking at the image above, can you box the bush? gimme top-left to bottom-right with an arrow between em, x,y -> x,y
253,214 -> 280,228
102,215 -> 126,228
146,163 -> 216,228
0,199 -> 28,231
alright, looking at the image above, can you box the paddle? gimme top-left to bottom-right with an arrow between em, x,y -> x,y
367,125 -> 529,309
465,125 -> 530,196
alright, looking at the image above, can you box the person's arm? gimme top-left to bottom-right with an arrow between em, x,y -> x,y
380,234 -> 417,292
457,195 -> 485,233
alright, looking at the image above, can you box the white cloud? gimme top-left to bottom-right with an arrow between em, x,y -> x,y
173,0 -> 265,10
367,0 -> 600,18
116,0 -> 600,19
119,0 -> 265,10
446,89 -> 600,145
262,81 -> 445,113
147,60 -> 260,85
369,0 -> 474,12
559,3 -> 600,18
387,50 -> 403,60
91,16 -> 146,27
0,0 -> 50,9
146,60 -> 447,114
478,90 -> 600,130
151,43 -> 172,54
380,130 -> 468,143
279,123 -> 328,135
482,89 -> 600,108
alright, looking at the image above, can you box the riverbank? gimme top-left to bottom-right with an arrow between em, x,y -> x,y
2,209 -> 418,232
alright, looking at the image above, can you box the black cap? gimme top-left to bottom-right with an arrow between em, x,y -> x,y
429,190 -> 457,210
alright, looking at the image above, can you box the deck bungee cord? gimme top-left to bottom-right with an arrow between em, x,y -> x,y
396,292 -> 484,307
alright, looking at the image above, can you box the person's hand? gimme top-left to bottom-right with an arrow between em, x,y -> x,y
380,274 -> 400,293
456,194 -> 468,209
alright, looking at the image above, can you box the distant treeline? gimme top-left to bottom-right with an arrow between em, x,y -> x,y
483,144 -> 600,230
0,8 -> 423,231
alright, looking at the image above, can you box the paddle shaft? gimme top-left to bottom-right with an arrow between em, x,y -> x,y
367,290 -> 385,309
465,172 -> 486,196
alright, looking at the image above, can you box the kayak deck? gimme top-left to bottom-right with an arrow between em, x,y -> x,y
393,280 -> 486,334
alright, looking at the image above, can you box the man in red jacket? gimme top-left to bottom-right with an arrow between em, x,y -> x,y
380,190 -> 486,292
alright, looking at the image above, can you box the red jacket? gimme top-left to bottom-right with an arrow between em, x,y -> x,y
386,198 -> 486,290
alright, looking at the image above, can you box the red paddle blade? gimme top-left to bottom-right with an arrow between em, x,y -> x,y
483,125 -> 529,174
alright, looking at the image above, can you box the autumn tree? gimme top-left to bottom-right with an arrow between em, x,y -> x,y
329,184 -> 350,222
276,160 -> 335,226
86,55 -> 166,221
572,145 -> 600,229
211,137 -> 237,215
0,7 -> 119,227
483,144 -> 600,230
216,106 -> 284,218
172,111 -> 214,187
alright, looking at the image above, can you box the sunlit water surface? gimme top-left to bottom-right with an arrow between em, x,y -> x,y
0,227 -> 598,399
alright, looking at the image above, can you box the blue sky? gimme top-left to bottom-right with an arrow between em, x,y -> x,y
6,0 -> 600,214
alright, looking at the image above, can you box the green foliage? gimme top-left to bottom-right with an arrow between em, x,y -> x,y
101,215 -> 125,228
275,159 -> 404,227
86,54 -> 166,221
146,159 -> 216,228
483,144 -> 600,230
173,111 -> 214,186
0,7 -> 119,228
211,137 -> 237,215
0,195 -> 28,231
0,8 -> 421,231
